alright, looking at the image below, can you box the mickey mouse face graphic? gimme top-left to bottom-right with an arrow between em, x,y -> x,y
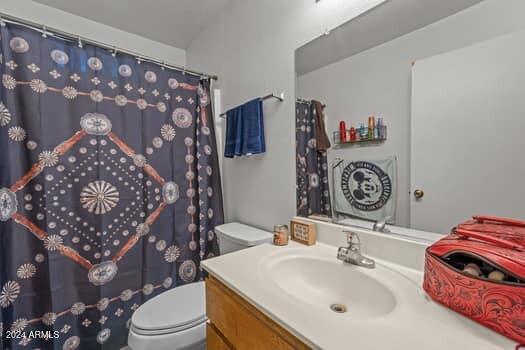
341,161 -> 392,211
352,170 -> 381,202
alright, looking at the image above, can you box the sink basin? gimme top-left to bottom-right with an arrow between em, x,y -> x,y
260,254 -> 396,319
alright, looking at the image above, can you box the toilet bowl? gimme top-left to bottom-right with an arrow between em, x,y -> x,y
128,222 -> 272,349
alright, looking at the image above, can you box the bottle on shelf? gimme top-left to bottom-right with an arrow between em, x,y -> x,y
350,126 -> 356,141
367,116 -> 374,140
339,121 -> 347,143
359,123 -> 366,140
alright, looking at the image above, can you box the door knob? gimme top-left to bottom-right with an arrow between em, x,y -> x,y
414,189 -> 424,199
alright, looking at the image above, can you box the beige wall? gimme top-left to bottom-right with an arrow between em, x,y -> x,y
187,0 -> 385,231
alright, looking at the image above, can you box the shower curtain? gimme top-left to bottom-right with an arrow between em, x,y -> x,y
0,23 -> 223,349
296,101 -> 331,217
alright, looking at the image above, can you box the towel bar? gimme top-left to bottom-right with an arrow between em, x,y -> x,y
219,92 -> 284,118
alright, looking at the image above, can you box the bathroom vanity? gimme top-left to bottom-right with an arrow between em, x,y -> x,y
202,220 -> 516,350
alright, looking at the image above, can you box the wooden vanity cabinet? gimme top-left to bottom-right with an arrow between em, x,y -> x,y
205,275 -> 310,350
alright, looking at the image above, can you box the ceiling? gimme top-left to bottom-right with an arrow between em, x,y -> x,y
32,0 -> 233,49
296,0 -> 484,76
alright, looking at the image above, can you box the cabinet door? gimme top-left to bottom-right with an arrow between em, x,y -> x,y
206,276 -> 310,350
411,30 -> 525,233
207,323 -> 233,350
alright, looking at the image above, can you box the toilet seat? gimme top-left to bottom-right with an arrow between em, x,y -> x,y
131,316 -> 207,336
130,281 -> 206,336
128,319 -> 206,350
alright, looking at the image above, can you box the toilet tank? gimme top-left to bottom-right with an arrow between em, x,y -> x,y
215,223 -> 273,255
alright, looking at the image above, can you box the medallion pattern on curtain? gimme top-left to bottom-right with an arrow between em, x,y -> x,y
296,101 -> 331,217
0,23 -> 223,349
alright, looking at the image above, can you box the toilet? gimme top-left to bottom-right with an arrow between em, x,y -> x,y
128,222 -> 273,350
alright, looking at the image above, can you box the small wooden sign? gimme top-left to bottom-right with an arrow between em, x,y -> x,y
290,219 -> 316,246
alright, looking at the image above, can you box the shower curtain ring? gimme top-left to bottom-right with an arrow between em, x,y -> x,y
111,46 -> 118,57
0,17 -> 5,27
42,25 -> 48,38
77,36 -> 83,48
136,56 -> 142,64
161,61 -> 166,70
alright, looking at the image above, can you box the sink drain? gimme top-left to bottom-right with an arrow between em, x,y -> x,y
330,303 -> 347,313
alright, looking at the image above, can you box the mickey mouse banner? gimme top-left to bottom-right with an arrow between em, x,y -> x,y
332,156 -> 397,223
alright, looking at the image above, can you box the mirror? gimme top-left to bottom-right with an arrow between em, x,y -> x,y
294,0 -> 525,241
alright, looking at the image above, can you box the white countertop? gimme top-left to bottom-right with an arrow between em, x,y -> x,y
202,241 -> 516,350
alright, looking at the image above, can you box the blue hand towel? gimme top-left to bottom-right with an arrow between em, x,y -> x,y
224,98 -> 266,158
224,105 -> 243,158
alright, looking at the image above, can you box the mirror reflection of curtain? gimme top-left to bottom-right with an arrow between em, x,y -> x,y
295,101 -> 331,217
0,22 -> 223,349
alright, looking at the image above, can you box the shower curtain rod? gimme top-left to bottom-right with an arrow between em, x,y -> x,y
0,12 -> 219,81
296,98 -> 326,108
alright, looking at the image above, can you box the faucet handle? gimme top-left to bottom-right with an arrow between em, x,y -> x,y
342,230 -> 361,246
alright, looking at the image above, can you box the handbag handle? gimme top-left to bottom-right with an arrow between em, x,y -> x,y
455,228 -> 524,251
473,215 -> 525,227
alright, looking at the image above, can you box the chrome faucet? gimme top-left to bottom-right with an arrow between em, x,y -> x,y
337,231 -> 375,269
373,219 -> 391,233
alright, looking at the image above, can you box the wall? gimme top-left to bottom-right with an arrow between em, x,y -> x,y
297,0 -> 525,227
186,0 -> 386,231
0,0 -> 186,66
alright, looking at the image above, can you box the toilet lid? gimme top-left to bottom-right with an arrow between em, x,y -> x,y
131,281 -> 206,333
216,222 -> 272,246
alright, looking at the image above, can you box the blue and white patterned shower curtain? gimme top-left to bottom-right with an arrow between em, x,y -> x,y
0,23 -> 223,349
296,101 -> 331,217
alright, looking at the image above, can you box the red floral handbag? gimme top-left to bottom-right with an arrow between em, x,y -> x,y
423,215 -> 525,344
